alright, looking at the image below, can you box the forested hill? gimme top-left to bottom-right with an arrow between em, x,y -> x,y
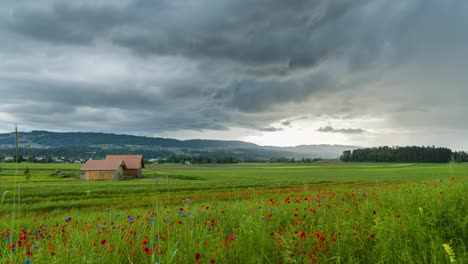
0,131 -> 360,160
0,131 -> 256,148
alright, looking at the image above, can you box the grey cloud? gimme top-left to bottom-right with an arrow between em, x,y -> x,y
281,116 -> 309,127
259,127 -> 283,132
0,76 -> 163,110
226,72 -> 330,112
7,2 -> 127,44
0,0 -> 468,149
3,0 -> 427,116
317,126 -> 365,134
7,0 -> 379,70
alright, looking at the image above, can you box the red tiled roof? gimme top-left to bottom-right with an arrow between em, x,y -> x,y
105,155 -> 144,169
81,159 -> 127,171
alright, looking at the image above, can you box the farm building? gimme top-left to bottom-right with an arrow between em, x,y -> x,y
80,159 -> 127,180
80,155 -> 144,180
105,155 -> 144,177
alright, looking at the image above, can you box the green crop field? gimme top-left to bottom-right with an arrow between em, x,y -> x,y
0,162 -> 466,263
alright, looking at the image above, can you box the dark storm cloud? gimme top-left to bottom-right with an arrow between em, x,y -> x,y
4,0 -> 354,70
317,126 -> 365,134
6,0 -> 384,71
8,2 -> 127,44
0,76 -> 162,109
0,0 -> 468,148
225,72 -> 331,112
0,76 -> 232,132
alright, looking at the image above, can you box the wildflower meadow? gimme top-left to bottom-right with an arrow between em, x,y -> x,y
0,162 -> 466,263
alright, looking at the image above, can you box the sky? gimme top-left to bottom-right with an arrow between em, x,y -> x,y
0,0 -> 467,149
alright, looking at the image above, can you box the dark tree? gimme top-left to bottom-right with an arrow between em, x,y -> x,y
453,151 -> 468,162
340,150 -> 351,162
342,146 -> 453,163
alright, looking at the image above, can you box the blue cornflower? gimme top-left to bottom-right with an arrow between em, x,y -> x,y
24,259 -> 32,264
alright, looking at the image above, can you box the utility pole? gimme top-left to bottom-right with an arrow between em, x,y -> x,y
15,125 -> 19,163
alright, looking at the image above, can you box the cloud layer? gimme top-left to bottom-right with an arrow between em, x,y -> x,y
1,0 -> 467,148
317,126 -> 365,134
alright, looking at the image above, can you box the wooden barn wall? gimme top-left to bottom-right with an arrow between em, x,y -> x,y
124,169 -> 139,177
85,170 -> 116,180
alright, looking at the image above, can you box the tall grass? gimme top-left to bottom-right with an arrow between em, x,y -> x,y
0,176 -> 466,263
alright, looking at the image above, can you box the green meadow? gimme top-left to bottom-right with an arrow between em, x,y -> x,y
0,162 -> 466,263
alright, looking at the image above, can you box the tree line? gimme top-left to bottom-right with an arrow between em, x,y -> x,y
159,155 -> 240,164
340,146 -> 468,163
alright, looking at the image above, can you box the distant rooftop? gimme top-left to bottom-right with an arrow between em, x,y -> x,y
105,155 -> 144,169
81,159 -> 127,171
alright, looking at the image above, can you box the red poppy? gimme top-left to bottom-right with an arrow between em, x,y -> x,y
228,233 -> 237,241
370,233 -> 375,240
300,231 -> 306,240
101,239 -> 107,245
195,253 -> 201,261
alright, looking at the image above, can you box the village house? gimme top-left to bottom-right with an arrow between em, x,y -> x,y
80,155 -> 144,180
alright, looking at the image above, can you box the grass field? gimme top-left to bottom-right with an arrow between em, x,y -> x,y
0,162 -> 466,263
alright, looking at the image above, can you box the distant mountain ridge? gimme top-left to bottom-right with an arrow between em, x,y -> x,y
0,130 -> 360,160
0,130 -> 256,148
